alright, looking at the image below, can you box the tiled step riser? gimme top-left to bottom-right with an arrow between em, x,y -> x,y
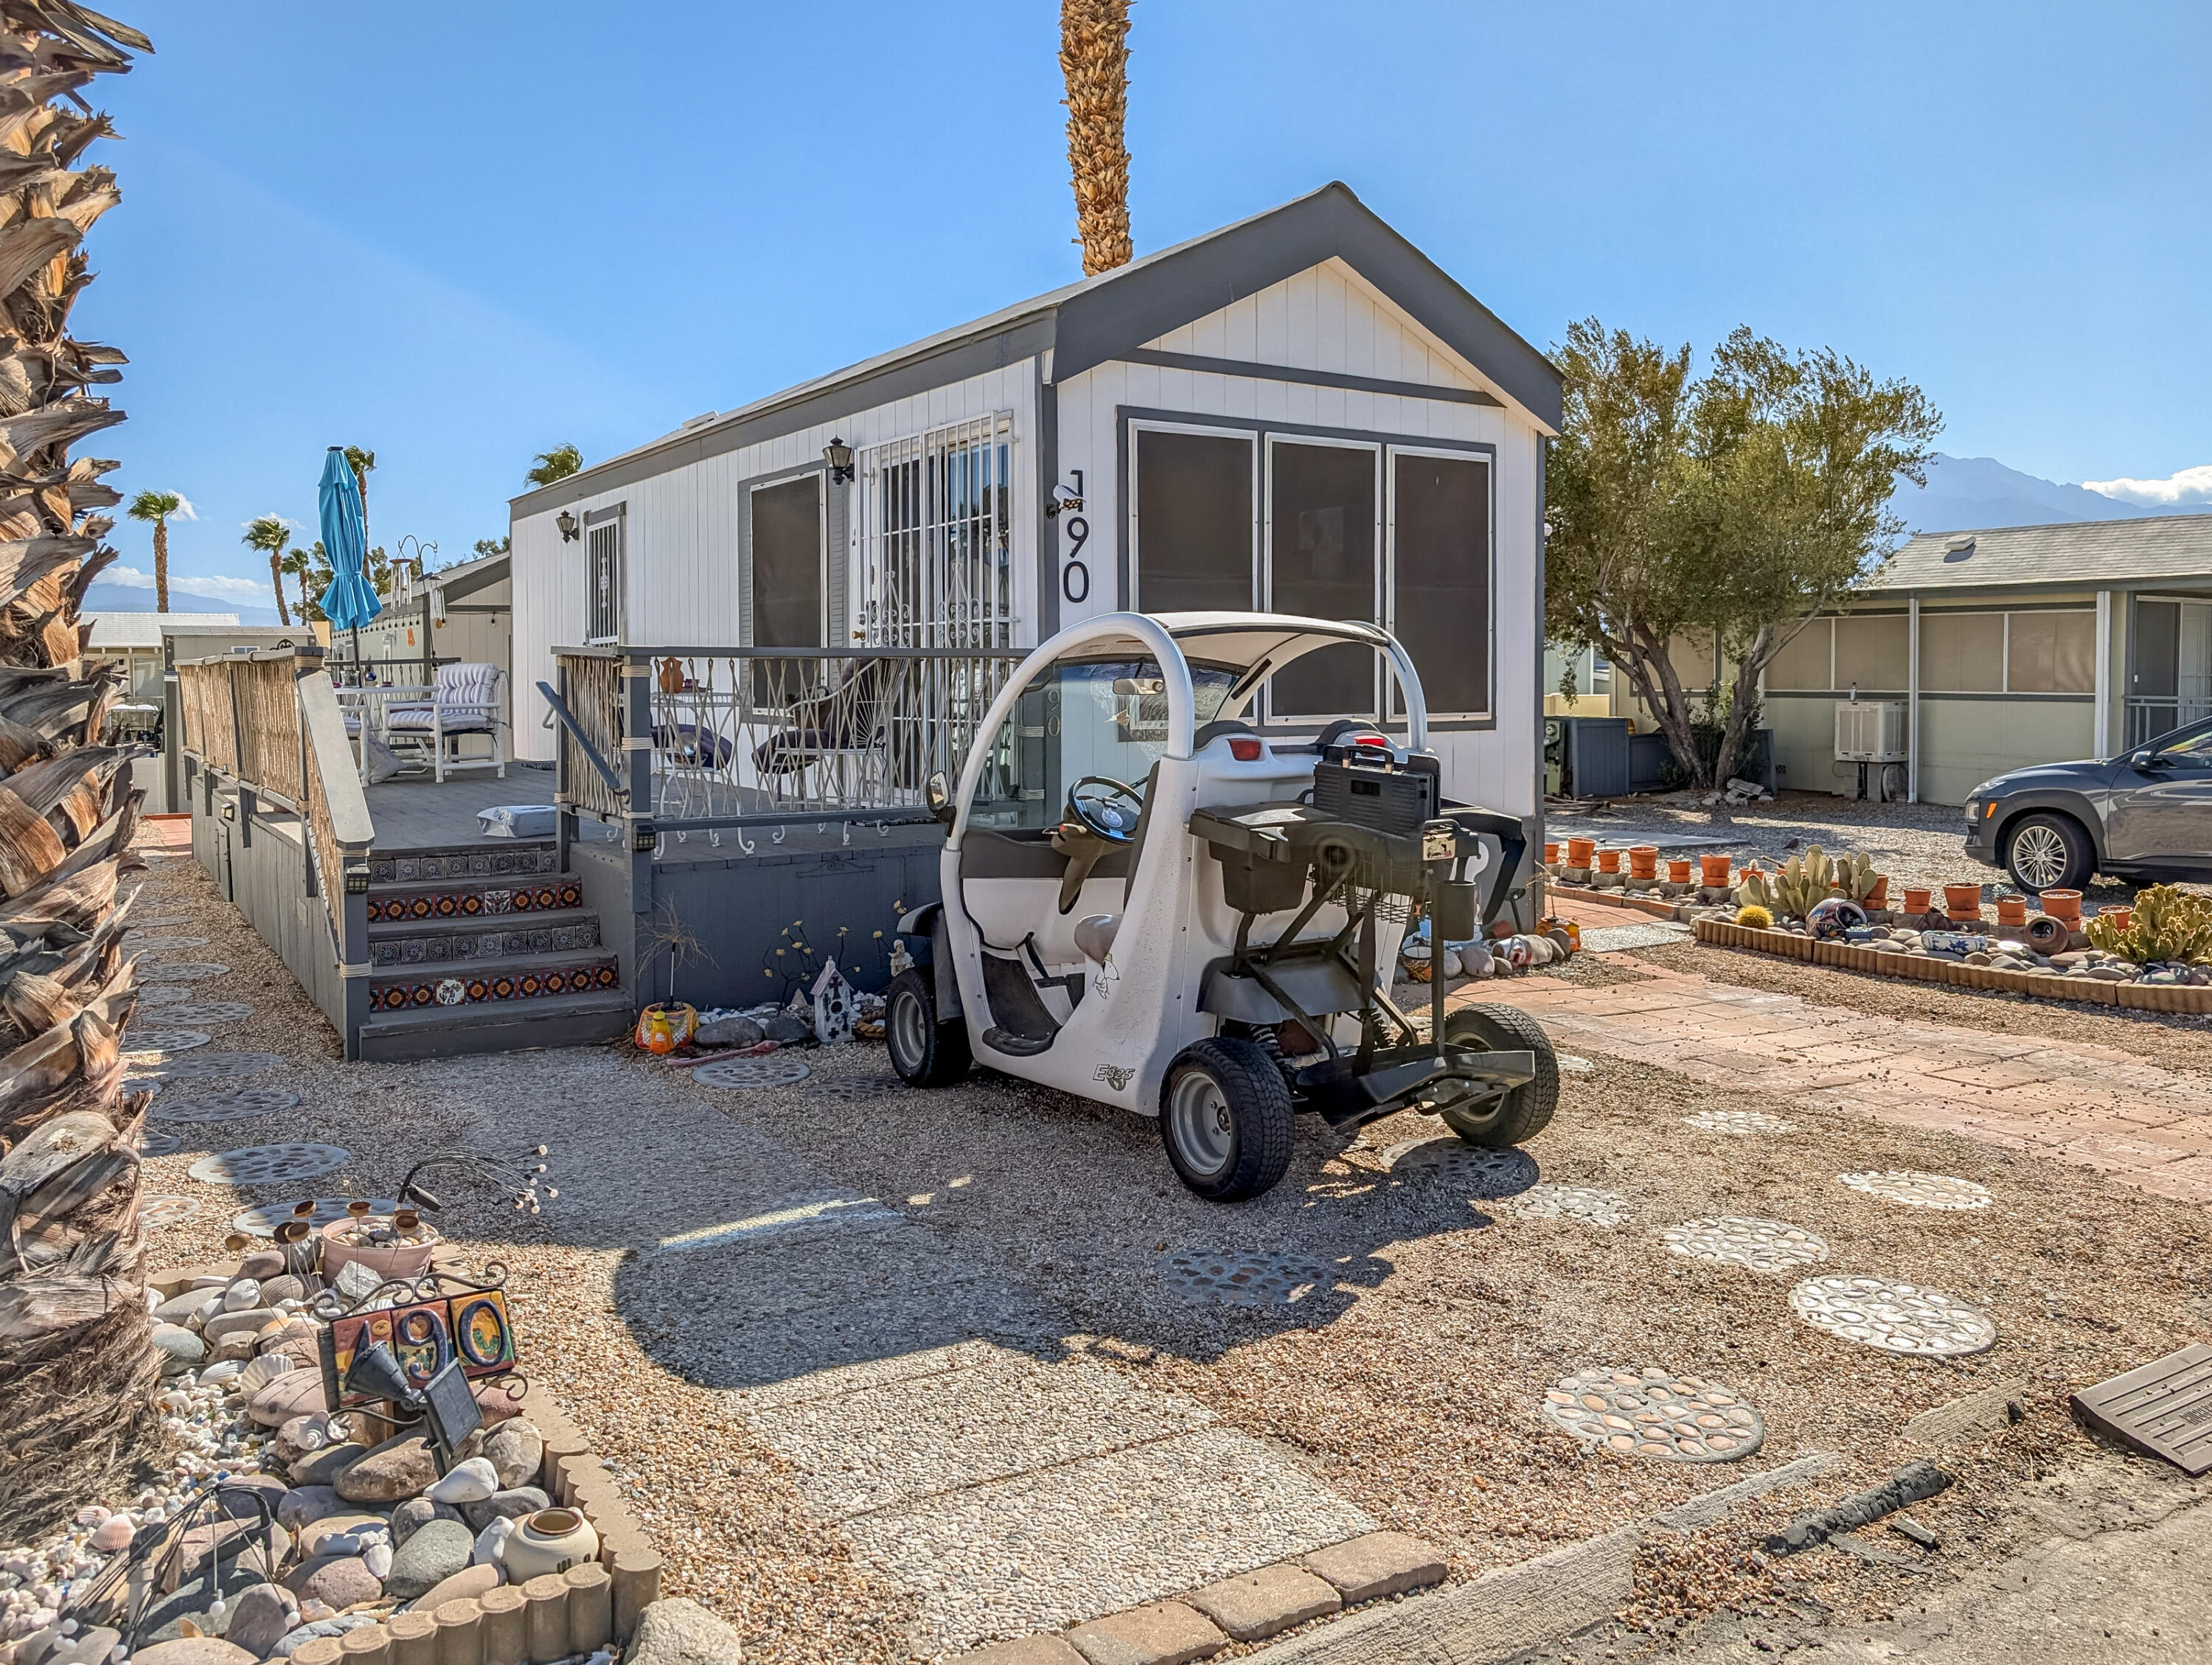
372,918 -> 601,969
366,877 -> 585,925
366,846 -> 558,887
368,957 -> 622,1013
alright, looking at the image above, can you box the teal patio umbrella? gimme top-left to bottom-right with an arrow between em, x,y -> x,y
317,445 -> 380,675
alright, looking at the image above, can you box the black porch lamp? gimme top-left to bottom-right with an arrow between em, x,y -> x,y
556,508 -> 580,543
824,437 -> 855,484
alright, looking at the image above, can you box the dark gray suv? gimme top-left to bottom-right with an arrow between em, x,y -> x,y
1964,717 -> 2212,893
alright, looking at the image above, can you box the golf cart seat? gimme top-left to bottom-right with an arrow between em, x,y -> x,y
1074,912 -> 1121,964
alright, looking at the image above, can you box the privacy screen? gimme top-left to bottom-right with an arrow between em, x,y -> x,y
1135,430 -> 1253,613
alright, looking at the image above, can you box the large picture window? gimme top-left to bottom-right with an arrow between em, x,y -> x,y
749,475 -> 824,648
1389,449 -> 1489,717
1133,428 -> 1253,613
1268,439 -> 1377,717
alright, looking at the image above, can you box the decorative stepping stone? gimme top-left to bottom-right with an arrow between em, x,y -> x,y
1509,1183 -> 1628,1228
1683,1109 -> 1795,1135
128,915 -> 196,930
1660,1216 -> 1829,1273
147,1001 -> 255,1026
131,935 -> 211,950
804,1074 -> 906,1102
1542,1366 -> 1764,1462
138,962 -> 232,983
141,1195 -> 201,1228
189,1142 -> 351,1186
1382,1138 -> 1540,1197
1157,1248 -> 1340,1307
692,1055 -> 812,1089
233,1196 -> 400,1236
133,1051 -> 284,1083
136,1128 -> 181,1157
136,984 -> 190,1006
152,1088 -> 302,1124
123,1029 -> 212,1056
1839,1170 -> 1992,1211
1790,1275 -> 1997,1357
1558,1054 -> 1595,1074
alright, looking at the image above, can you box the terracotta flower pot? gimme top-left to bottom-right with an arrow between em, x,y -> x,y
1995,897 -> 2027,928
1596,849 -> 1621,874
1543,841 -> 1559,865
1902,886 -> 1933,914
320,1214 -> 442,1283
1699,854 -> 1733,887
1565,838 -> 1596,867
2040,889 -> 2082,923
2103,906 -> 2132,933
1944,883 -> 1985,921
1666,858 -> 1692,884
1628,846 -> 1658,880
1866,876 -> 1888,908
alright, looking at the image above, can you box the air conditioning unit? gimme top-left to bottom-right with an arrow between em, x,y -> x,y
1835,700 -> 1907,762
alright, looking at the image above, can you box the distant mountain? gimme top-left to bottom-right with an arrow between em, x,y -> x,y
1898,453 -> 2203,535
82,584 -> 285,626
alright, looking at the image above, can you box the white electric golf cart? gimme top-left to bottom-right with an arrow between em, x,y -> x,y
887,611 -> 1557,1202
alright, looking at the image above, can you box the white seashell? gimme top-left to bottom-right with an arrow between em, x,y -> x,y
145,1290 -> 161,1313
425,1456 -> 499,1504
236,1353 -> 295,1395
198,1361 -> 244,1386
220,1279 -> 262,1312
471,1516 -> 513,1567
362,1541 -> 392,1580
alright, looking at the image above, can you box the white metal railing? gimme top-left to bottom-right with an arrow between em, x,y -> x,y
858,412 -> 1015,650
2126,695 -> 2212,748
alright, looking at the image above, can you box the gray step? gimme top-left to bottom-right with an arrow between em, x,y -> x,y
358,989 -> 633,1063
366,951 -> 622,1015
369,906 -> 599,941
368,908 -> 602,970
365,844 -> 559,890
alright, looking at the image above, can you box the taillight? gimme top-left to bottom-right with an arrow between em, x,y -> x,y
1354,734 -> 1389,748
1228,737 -> 1263,762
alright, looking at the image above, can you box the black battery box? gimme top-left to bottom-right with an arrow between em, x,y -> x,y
1312,753 -> 1440,838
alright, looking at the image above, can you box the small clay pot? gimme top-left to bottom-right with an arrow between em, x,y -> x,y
1865,876 -> 1888,908
1666,858 -> 1692,885
1996,897 -> 2028,928
2040,889 -> 2082,923
1902,887 -> 1933,915
320,1215 -> 441,1282
1699,854 -> 1733,887
1596,849 -> 1622,875
2104,906 -> 2132,933
1566,838 -> 1596,867
1628,846 -> 1658,880
1944,883 -> 1986,921
1543,841 -> 1560,866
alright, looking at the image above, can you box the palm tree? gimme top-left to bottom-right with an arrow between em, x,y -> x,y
343,445 -> 375,532
282,542 -> 323,624
526,444 -> 582,487
243,514 -> 292,626
1060,0 -> 1133,275
0,1 -> 161,1542
126,488 -> 183,611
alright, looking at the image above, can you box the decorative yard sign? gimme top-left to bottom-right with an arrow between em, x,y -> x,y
319,1287 -> 518,1408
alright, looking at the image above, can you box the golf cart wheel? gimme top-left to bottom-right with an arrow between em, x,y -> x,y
1438,1004 -> 1559,1147
1159,1037 -> 1294,1202
2003,812 -> 2093,894
885,968 -> 970,1088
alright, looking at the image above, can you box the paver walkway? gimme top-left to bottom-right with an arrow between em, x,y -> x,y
1474,956 -> 2212,1203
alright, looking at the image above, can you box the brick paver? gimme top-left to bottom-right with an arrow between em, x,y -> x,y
1471,958 -> 2212,1203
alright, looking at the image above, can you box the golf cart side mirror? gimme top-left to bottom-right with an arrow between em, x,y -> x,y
925,771 -> 954,824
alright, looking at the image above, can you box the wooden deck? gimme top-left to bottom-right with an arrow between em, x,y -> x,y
362,765 -> 619,852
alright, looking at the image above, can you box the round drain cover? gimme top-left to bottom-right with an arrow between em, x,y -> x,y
137,1128 -> 181,1157
1509,1183 -> 1627,1228
232,1196 -> 400,1236
1382,1138 -> 1540,1197
139,962 -> 232,984
1158,1248 -> 1339,1307
124,1029 -> 211,1056
1683,1109 -> 1795,1135
1660,1216 -> 1829,1273
141,1196 -> 201,1228
693,1055 -> 813,1089
804,1074 -> 907,1102
152,1088 -> 301,1124
1542,1367 -> 1764,1462
1839,1170 -> 1992,1211
147,1001 -> 255,1026
1790,1275 -> 1997,1356
136,985 -> 190,1007
189,1141 -> 350,1186
131,935 -> 210,950
134,1052 -> 284,1083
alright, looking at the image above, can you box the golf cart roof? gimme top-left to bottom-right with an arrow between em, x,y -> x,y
1081,611 -> 1394,675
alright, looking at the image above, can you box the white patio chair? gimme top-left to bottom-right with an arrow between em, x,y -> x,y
382,662 -> 507,782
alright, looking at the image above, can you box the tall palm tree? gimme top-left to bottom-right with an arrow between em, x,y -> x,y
0,0 -> 161,1543
126,488 -> 182,611
343,445 -> 375,533
243,514 -> 292,626
282,541 -> 322,625
526,444 -> 582,487
1060,0 -> 1133,276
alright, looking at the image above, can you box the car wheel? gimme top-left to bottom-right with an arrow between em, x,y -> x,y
1438,1004 -> 1560,1147
2003,813 -> 2094,894
1159,1037 -> 1294,1202
885,968 -> 970,1088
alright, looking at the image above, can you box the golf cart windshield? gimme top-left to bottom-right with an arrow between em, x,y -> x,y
968,657 -> 1237,832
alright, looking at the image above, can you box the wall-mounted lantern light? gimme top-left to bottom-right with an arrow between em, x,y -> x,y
556,509 -> 580,543
824,437 -> 855,485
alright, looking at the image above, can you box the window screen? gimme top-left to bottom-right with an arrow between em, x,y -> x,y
1832,613 -> 1909,692
751,476 -> 822,649
1920,612 -> 2005,692
1270,441 -> 1377,717
1765,618 -> 1832,689
585,519 -> 622,644
1135,430 -> 1253,612
1391,452 -> 1489,716
2006,611 -> 2093,693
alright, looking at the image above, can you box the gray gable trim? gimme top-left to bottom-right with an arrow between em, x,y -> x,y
1054,184 -> 1559,429
1116,347 -> 1501,406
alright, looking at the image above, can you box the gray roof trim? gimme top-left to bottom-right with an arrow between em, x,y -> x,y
436,550 -> 509,603
1054,183 -> 1559,428
1116,347 -> 1501,406
1871,511 -> 2212,593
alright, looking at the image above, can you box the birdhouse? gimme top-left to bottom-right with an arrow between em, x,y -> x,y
810,962 -> 855,1045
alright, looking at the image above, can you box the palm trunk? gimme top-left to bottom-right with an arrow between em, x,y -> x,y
270,551 -> 291,626
152,517 -> 167,611
0,0 -> 161,1543
1061,0 -> 1133,276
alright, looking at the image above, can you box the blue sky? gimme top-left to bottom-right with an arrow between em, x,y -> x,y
88,0 -> 2212,608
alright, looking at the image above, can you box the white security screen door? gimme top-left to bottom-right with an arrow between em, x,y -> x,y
858,412 -> 1015,648
585,516 -> 622,644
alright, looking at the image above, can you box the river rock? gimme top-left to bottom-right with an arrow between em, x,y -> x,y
459,1487 -> 548,1534
19,1625 -> 120,1665
132,1641 -> 259,1665
335,1433 -> 439,1504
221,1277 -> 263,1311
276,1487 -> 346,1531
282,1554 -> 383,1610
385,1519 -> 473,1599
423,1456 -> 498,1504
475,1383 -> 523,1424
154,1290 -> 223,1327
143,1564 -> 268,1643
411,1563 -> 501,1610
759,1012 -> 810,1043
627,1596 -> 745,1665
212,1473 -> 289,1520
163,1519 -> 290,1591
271,1413 -> 332,1467
694,1012 -> 763,1049
482,1419 -> 543,1489
290,1442 -> 366,1487
203,1307 -> 278,1344
391,1497 -> 465,1547
153,1324 -> 205,1372
260,1273 -> 307,1304
300,1513 -> 387,1559
239,1248 -> 285,1279
471,1518 -> 513,1568
222,1582 -> 298,1660
209,1330 -> 259,1363
251,1369 -> 329,1427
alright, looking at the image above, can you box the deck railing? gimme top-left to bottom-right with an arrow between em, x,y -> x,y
2125,695 -> 2212,750
546,646 -> 1027,843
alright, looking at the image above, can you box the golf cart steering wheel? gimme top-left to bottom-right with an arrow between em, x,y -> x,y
1067,775 -> 1145,844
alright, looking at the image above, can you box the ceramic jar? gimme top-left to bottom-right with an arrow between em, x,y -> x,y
501,1508 -> 601,1580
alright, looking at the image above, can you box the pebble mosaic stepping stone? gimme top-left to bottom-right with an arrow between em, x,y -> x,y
141,1195 -> 200,1228
1660,1216 -> 1829,1273
1790,1275 -> 1997,1357
131,935 -> 210,950
136,1128 -> 181,1157
133,1051 -> 284,1083
1683,1109 -> 1796,1135
1381,1138 -> 1540,1197
128,916 -> 196,930
804,1074 -> 907,1102
137,962 -> 232,983
188,1141 -> 350,1186
147,1001 -> 254,1026
151,1088 -> 301,1124
136,984 -> 190,1006
1509,1183 -> 1629,1228
1839,1170 -> 1992,1211
233,1196 -> 400,1236
692,1055 -> 813,1089
1542,1367 -> 1764,1462
1157,1248 -> 1340,1307
122,1029 -> 211,1056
